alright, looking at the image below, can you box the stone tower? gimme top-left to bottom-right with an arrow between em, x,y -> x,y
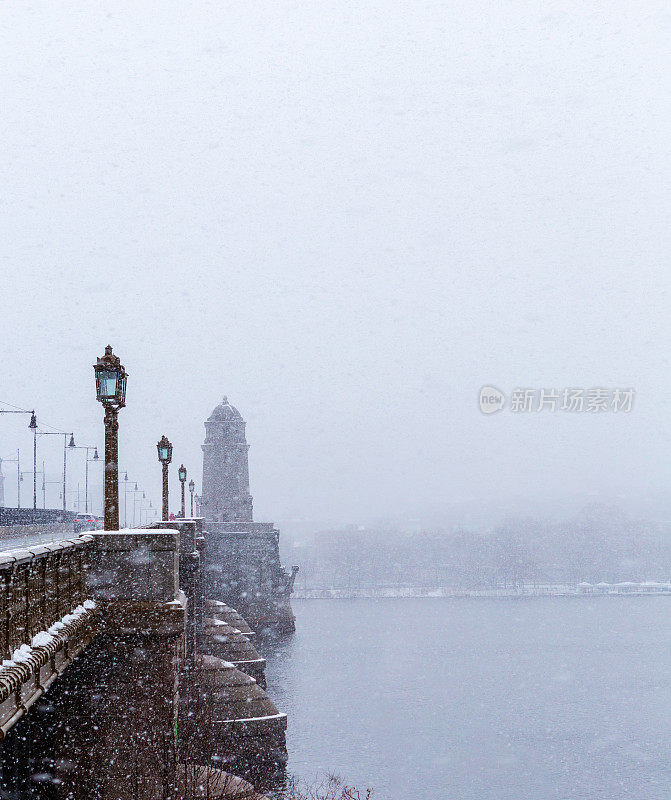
0,457 -> 4,507
201,397 -> 254,523
201,397 -> 297,634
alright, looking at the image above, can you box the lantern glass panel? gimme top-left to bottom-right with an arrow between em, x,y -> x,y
178,467 -> 187,481
97,368 -> 117,399
159,447 -> 169,461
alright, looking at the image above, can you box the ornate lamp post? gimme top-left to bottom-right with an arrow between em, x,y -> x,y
93,346 -> 128,530
157,436 -> 172,521
178,465 -> 187,518
188,479 -> 195,517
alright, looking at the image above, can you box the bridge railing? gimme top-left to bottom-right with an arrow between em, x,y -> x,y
0,534 -> 93,662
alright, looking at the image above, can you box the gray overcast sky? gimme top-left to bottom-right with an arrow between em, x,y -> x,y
1,1 -> 670,531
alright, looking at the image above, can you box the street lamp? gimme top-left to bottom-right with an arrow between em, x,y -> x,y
0,409 -> 37,508
188,479 -> 195,517
28,413 -> 37,510
157,436 -> 172,521
123,471 -> 129,527
42,461 -> 61,509
1,451 -> 19,508
36,432 -> 76,512
144,500 -> 155,525
178,465 -> 187,518
130,484 -> 143,527
93,345 -> 127,530
71,445 -> 99,514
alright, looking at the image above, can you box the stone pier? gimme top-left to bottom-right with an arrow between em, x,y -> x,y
83,529 -> 185,799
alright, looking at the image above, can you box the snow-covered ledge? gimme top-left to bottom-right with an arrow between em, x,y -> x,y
0,533 -> 98,737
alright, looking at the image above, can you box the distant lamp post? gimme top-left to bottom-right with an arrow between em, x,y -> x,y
36,432 -> 76,512
178,465 -> 187,518
188,479 -> 195,517
131,484 -> 142,527
1,408 -> 38,508
71,444 -> 100,514
157,436 -> 172,521
94,345 -> 128,530
1,451 -> 19,509
123,472 -> 129,527
28,412 -> 37,509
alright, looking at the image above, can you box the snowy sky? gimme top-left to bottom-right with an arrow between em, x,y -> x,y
1,1 -> 670,531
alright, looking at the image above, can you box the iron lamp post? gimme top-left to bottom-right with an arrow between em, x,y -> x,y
178,465 -> 187,518
94,345 -> 127,530
188,479 -> 195,517
157,436 -> 172,521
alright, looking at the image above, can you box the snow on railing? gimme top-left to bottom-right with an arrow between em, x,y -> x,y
0,533 -> 95,663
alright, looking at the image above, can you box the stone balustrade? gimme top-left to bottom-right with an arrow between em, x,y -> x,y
0,534 -> 97,736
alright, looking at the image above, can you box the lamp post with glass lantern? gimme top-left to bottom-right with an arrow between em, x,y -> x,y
93,346 -> 128,530
178,465 -> 187,518
188,479 -> 195,517
157,437 -> 172,521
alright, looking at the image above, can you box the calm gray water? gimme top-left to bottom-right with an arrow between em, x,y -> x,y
263,597 -> 671,800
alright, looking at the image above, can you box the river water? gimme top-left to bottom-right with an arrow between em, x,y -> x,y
263,597 -> 671,800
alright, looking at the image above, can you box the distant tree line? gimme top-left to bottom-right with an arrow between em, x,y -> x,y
288,504 -> 671,590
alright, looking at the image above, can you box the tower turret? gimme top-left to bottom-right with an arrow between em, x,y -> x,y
201,397 -> 253,522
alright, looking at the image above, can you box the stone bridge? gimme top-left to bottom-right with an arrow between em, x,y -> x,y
0,519 -> 292,799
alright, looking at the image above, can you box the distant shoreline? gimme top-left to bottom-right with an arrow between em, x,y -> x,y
292,583 -> 671,599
